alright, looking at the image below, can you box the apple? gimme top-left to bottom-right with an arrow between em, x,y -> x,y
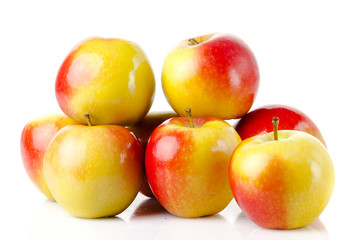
162,33 -> 259,119
234,104 -> 326,146
56,37 -> 155,125
43,113 -> 144,218
20,114 -> 77,200
127,111 -> 178,198
229,117 -> 335,229
145,109 -> 241,217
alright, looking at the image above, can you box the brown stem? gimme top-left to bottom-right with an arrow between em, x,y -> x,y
185,108 -> 194,128
272,117 -> 279,141
188,38 -> 199,46
84,113 -> 92,126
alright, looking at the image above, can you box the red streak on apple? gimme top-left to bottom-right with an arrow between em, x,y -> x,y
146,126 -> 191,211
55,52 -> 74,114
21,123 -> 57,180
195,35 -> 259,99
231,156 -> 288,229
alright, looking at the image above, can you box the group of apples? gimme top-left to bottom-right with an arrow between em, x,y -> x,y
20,33 -> 335,229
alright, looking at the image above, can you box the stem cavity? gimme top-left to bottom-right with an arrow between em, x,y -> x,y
272,116 -> 279,141
185,108 -> 194,128
84,113 -> 92,126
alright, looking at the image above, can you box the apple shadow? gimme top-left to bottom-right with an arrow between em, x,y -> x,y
233,212 -> 330,240
131,198 -> 168,218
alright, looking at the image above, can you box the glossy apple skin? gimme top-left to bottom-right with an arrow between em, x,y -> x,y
162,33 -> 259,119
234,104 -> 326,146
43,124 -> 144,218
229,130 -> 335,229
56,37 -> 155,125
146,117 -> 241,218
20,114 -> 77,200
127,111 -> 178,198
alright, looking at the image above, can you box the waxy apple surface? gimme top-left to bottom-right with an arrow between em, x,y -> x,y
56,37 -> 155,125
162,33 -> 259,119
20,114 -> 77,200
146,117 -> 241,218
44,123 -> 144,218
127,111 -> 177,198
234,104 -> 326,146
229,130 -> 335,229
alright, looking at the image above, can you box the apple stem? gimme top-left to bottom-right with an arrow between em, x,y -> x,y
188,38 -> 199,46
185,108 -> 194,128
272,117 -> 279,141
84,113 -> 92,126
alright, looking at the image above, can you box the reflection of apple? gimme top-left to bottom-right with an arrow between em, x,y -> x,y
146,111 -> 241,217
28,200 -> 127,240
20,114 -> 77,200
234,104 -> 326,146
162,33 -> 259,119
155,215 -> 240,240
234,212 -> 329,240
56,37 -> 155,125
127,111 -> 177,198
229,118 -> 335,229
129,198 -> 169,239
44,114 -> 144,218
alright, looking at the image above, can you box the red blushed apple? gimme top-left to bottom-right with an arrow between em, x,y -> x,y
162,33 -> 259,119
145,110 -> 241,217
20,114 -> 77,200
234,104 -> 326,146
229,118 -> 334,229
127,111 -> 178,198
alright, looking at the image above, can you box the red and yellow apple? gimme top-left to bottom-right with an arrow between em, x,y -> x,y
145,111 -> 241,217
234,104 -> 326,146
162,33 -> 259,119
229,117 -> 335,229
56,37 -> 155,125
20,114 -> 77,200
127,111 -> 178,198
43,114 -> 144,218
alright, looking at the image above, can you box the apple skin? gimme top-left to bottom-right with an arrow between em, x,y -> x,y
229,130 -> 335,229
56,37 -> 155,125
145,117 -> 241,218
20,114 -> 77,200
127,111 -> 178,198
234,104 -> 326,146
43,123 -> 144,218
162,33 -> 259,119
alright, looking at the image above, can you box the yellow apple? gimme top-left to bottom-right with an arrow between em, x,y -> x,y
43,115 -> 144,218
56,37 -> 155,125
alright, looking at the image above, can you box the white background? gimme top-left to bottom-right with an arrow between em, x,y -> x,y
1,0 -> 359,239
